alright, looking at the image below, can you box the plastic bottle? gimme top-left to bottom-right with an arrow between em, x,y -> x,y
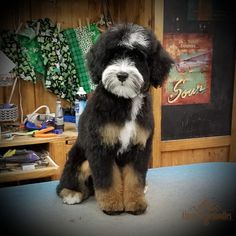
75,87 -> 87,130
55,99 -> 64,131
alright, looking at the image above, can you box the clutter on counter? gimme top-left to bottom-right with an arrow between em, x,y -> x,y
0,149 -> 52,172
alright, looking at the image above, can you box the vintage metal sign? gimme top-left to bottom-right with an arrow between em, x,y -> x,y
162,33 -> 212,105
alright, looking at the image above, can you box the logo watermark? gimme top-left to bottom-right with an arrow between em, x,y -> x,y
182,199 -> 233,225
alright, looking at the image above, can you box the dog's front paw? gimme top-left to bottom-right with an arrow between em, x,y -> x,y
124,196 -> 147,215
102,202 -> 124,215
96,189 -> 124,215
59,188 -> 83,205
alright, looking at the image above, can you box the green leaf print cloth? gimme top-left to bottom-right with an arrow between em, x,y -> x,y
63,23 -> 100,93
17,25 -> 45,75
0,30 -> 38,82
32,18 -> 79,102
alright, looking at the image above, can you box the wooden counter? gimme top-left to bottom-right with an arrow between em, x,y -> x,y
0,123 -> 78,183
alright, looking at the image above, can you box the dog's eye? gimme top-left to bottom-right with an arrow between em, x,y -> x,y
131,51 -> 145,61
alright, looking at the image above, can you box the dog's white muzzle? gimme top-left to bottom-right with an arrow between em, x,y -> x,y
102,58 -> 144,99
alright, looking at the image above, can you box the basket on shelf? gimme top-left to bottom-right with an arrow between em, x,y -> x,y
0,104 -> 18,122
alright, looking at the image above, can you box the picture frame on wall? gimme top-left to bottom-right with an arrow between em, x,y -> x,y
162,33 -> 213,106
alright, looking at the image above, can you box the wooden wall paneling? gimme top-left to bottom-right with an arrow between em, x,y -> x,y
0,1 -> 18,30
161,150 -> 192,166
193,147 -> 229,162
18,80 -> 36,120
2,80 -> 19,108
161,136 -> 231,152
150,0 -> 164,168
0,81 -> 19,122
87,0 -> 103,24
114,0 -> 129,23
17,0 -> 31,116
229,61 -> 236,161
70,0 -> 80,28
30,0 -> 71,113
160,136 -> 230,166
0,0 -> 30,122
71,0 -> 85,28
1,0 -> 233,167
109,0 -> 120,23
161,147 -> 229,167
115,0 -> 143,25
56,0 -> 72,29
34,80 -> 70,114
0,87 -> 4,104
0,80 -> 36,123
129,0 -> 143,25
17,0 -> 31,23
48,139 -> 65,179
138,0 -> 152,27
30,0 -> 57,22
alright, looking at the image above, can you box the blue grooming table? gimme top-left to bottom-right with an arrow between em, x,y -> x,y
0,162 -> 235,236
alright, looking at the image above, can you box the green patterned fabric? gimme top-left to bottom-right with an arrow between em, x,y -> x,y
0,30 -> 38,82
88,23 -> 100,44
30,18 -> 79,102
64,24 -> 100,93
63,28 -> 89,92
0,19 -> 100,101
17,26 -> 45,75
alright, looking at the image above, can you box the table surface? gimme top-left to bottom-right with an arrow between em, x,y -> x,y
0,162 -> 235,236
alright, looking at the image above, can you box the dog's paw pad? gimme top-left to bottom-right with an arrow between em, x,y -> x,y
62,192 -> 82,205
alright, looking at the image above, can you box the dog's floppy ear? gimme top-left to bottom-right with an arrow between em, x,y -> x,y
87,29 -> 120,85
150,40 -> 174,88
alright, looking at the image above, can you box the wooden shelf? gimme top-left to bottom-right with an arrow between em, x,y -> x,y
0,135 -> 64,148
0,155 -> 59,183
0,123 -> 77,184
0,131 -> 77,148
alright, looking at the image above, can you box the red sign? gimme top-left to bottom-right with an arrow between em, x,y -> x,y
162,33 -> 213,105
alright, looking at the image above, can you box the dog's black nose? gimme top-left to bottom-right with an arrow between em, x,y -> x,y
117,72 -> 128,82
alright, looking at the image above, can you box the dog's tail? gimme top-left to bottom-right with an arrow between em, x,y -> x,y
56,143 -> 94,203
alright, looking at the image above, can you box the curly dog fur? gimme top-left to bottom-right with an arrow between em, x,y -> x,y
57,23 -> 173,215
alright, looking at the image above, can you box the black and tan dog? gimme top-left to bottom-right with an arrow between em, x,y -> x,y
57,23 -> 173,215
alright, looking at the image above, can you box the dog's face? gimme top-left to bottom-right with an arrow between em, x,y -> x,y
87,24 -> 173,98
102,46 -> 149,98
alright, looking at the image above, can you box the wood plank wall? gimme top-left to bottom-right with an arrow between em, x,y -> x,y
0,0 -> 152,117
0,0 -> 234,166
151,0 -> 233,167
229,62 -> 236,162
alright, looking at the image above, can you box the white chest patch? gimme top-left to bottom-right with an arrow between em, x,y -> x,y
118,96 -> 143,154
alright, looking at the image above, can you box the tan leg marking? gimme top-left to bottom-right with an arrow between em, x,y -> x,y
132,124 -> 151,148
123,164 -> 147,214
78,160 -> 92,182
95,164 -> 124,214
59,188 -> 83,205
99,123 -> 121,146
77,160 -> 93,199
